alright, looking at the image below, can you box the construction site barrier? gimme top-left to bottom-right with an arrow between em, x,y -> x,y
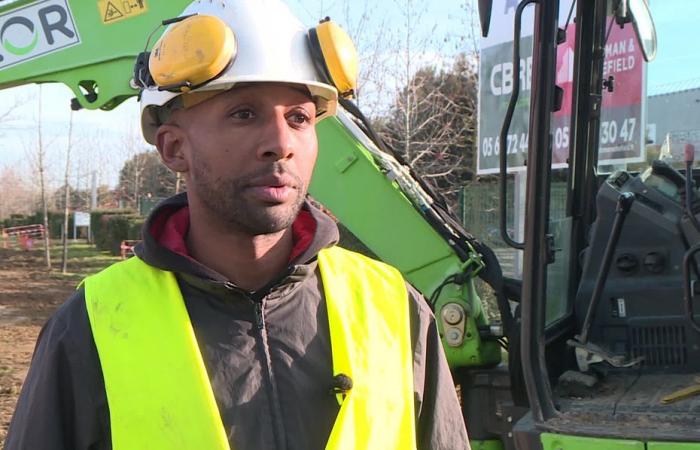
1,224 -> 46,250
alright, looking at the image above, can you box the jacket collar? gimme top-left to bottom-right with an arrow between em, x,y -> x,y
135,192 -> 339,290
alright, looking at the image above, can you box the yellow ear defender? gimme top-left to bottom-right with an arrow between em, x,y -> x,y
149,14 -> 236,92
308,18 -> 359,99
134,14 -> 236,93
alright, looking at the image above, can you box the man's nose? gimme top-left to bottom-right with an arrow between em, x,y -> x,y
257,112 -> 294,161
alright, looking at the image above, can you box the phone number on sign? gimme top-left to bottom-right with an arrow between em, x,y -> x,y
599,118 -> 637,146
482,119 -> 634,158
481,133 -> 529,157
482,128 -> 569,157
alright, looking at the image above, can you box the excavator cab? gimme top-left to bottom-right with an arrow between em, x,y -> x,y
474,0 -> 700,447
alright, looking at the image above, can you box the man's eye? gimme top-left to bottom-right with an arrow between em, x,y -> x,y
289,113 -> 311,124
231,109 -> 255,120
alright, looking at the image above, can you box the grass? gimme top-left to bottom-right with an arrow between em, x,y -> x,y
1,240 -> 122,282
47,241 -> 122,281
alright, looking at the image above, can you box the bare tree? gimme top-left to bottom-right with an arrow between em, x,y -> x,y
61,110 -> 74,273
337,0 -> 476,212
291,0 -> 397,115
378,55 -> 479,211
36,85 -> 52,270
72,130 -> 107,210
337,0 -> 394,114
118,150 -> 178,202
129,151 -> 146,209
0,97 -> 21,125
0,96 -> 34,221
115,123 -> 151,209
0,167 -> 35,220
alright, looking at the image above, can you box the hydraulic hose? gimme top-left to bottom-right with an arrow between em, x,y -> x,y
683,244 -> 700,334
338,97 -> 516,336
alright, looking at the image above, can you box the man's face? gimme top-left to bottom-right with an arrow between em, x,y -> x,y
162,84 -> 318,235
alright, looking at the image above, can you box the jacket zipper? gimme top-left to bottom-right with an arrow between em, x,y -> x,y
223,280 -> 285,449
246,267 -> 295,330
223,281 -> 264,329
253,300 -> 264,329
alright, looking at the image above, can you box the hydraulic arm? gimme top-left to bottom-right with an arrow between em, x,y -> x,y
0,0 -> 504,368
0,0 -> 190,110
312,111 -> 502,367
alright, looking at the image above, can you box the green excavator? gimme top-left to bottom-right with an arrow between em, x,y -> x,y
2,0 -> 699,448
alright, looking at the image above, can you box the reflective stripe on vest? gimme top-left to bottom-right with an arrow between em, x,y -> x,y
84,246 -> 416,450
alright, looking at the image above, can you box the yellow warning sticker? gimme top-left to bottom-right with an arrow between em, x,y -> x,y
98,0 -> 147,24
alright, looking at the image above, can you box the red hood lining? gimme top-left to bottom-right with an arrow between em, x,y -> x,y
150,206 -> 317,264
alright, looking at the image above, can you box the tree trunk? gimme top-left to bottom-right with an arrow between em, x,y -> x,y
403,0 -> 413,161
175,172 -> 182,194
37,86 -> 51,270
134,154 -> 141,212
61,111 -> 74,273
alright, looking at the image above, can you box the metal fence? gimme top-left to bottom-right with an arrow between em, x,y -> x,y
460,180 -> 568,277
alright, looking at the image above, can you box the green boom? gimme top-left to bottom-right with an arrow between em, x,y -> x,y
0,0 -> 501,368
0,0 -> 191,110
312,116 -> 501,368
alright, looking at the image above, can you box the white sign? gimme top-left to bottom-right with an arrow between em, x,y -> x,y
74,211 -> 90,227
477,0 -> 645,174
477,0 -> 575,175
0,0 -> 80,70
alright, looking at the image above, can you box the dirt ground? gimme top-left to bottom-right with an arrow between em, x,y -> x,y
0,243 -> 118,446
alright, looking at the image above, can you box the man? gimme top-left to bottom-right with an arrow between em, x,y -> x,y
4,0 -> 469,449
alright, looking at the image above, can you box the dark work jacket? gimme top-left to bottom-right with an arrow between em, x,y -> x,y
4,193 -> 470,450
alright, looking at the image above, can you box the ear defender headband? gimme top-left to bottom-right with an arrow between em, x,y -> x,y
307,18 -> 359,99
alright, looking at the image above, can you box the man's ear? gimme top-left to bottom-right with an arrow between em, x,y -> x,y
155,124 -> 189,174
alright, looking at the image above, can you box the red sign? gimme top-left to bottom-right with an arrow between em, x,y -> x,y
552,21 -> 645,166
602,24 -> 643,108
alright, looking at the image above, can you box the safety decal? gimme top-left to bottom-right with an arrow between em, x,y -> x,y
98,0 -> 147,25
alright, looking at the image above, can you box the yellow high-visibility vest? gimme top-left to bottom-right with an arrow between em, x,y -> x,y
84,246 -> 416,450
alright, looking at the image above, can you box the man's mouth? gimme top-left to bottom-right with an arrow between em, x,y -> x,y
246,174 -> 299,203
248,185 -> 295,203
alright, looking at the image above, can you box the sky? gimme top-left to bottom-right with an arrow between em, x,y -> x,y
0,0 -> 697,188
645,0 -> 700,89
0,0 -> 471,188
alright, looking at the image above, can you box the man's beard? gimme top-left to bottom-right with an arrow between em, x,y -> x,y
191,159 -> 306,235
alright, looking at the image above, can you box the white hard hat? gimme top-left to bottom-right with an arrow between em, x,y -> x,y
138,0 -> 340,145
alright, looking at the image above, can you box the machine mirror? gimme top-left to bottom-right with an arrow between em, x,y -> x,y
478,0 -> 493,37
628,0 -> 657,62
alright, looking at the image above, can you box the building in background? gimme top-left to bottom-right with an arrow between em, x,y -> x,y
647,79 -> 700,162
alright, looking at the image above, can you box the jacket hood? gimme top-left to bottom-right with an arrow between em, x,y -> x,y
134,192 -> 340,285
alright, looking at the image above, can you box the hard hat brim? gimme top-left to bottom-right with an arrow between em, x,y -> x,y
141,79 -> 337,145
